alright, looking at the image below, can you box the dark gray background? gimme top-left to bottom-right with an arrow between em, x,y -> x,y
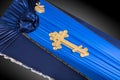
0,0 -> 120,80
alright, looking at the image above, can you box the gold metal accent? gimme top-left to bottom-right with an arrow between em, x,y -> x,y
49,30 -> 89,57
35,2 -> 45,13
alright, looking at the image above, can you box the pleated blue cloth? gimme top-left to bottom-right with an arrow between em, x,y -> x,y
0,1 -> 87,80
27,0 -> 120,80
0,0 -> 39,51
0,0 -> 120,80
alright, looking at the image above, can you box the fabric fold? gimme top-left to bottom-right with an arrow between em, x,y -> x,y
0,0 -> 39,51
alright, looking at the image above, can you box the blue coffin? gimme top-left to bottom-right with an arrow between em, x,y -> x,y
0,0 -> 120,80
28,0 -> 120,80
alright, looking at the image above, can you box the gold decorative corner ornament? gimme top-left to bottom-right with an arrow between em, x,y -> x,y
49,30 -> 89,57
35,2 -> 45,13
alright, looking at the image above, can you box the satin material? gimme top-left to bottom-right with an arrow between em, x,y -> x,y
0,0 -> 39,51
3,34 -> 87,80
28,0 -> 120,80
0,0 -> 87,80
62,10 -> 120,49
1,0 -> 120,80
17,11 -> 39,33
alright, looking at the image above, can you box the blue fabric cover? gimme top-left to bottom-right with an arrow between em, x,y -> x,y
0,0 -> 87,80
27,0 -> 120,80
62,10 -> 120,49
2,34 -> 86,80
0,0 -> 39,51
0,0 -> 120,80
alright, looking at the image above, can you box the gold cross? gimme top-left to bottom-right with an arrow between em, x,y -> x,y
35,2 -> 45,13
49,30 -> 89,57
